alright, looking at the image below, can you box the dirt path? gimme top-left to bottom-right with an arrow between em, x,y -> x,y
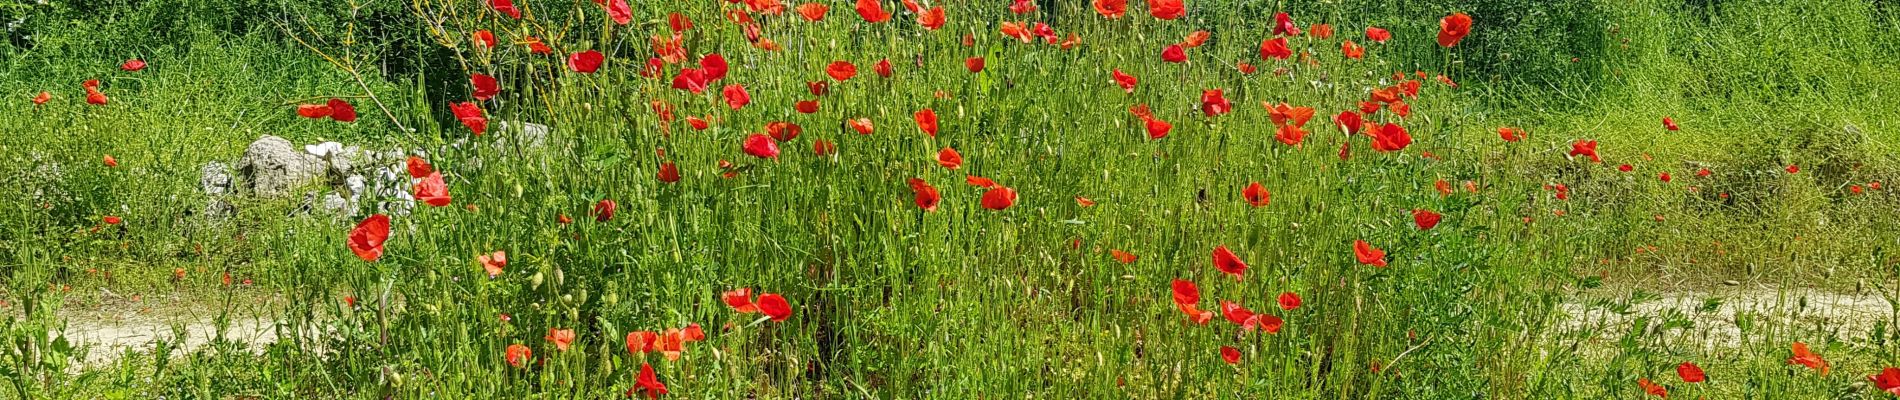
58,290 -> 280,367
1558,285 -> 1898,348
52,285 -> 1898,367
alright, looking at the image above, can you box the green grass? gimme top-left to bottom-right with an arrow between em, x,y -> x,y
1,0 -> 1898,398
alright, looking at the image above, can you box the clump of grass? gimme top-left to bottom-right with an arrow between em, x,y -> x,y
0,0 -> 1896,398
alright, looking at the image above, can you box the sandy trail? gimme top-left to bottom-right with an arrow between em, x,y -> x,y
51,285 -> 1898,366
57,290 -> 281,367
1558,285 -> 1897,348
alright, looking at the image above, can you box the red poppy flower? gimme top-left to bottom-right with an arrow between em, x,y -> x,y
1785,164 -> 1799,174
1144,116 -> 1172,140
1659,172 -> 1673,182
102,215 -> 122,225
786,100 -> 818,114
1663,116 -> 1679,131
1148,0 -> 1183,20
297,104 -> 333,119
1438,12 -> 1473,47
848,118 -> 875,135
545,328 -> 576,352
1160,44 -> 1187,63
1170,279 -> 1201,305
999,0 -> 1034,14
489,0 -> 521,19
855,0 -> 890,22
634,363 -> 668,399
1093,0 -> 1126,18
907,178 -> 941,211
1789,342 -> 1829,375
477,250 -> 507,278
1677,362 -> 1705,383
872,59 -> 895,78
1111,69 -> 1138,94
415,172 -> 452,207
918,6 -> 946,30
719,84 -> 751,110
982,186 -> 1018,210
627,330 -> 659,353
796,3 -> 828,21
1412,209 -> 1443,230
826,61 -> 857,81
965,57 -> 985,73
909,108 -> 942,137
1198,89 -> 1232,117
594,199 -> 617,222
1277,292 -> 1301,310
1272,12 -> 1300,36
683,116 -> 710,131
722,288 -> 761,313
327,99 -> 357,122
1359,100 -> 1381,114
450,102 -> 488,135
766,121 -> 802,142
1257,314 -> 1284,333
1106,249 -> 1137,264
121,59 -> 147,72
524,36 -> 555,54
1870,367 -> 1900,395
1569,140 -> 1600,163
1211,245 -> 1247,279
671,68 -> 710,94
664,11 -> 691,32
406,156 -> 433,178
102,154 -> 119,167
1370,123 -> 1412,152
1342,40 -> 1365,59
32,91 -> 50,105
1000,22 -> 1031,43
1333,111 -> 1364,135
1498,127 -> 1524,142
741,134 -> 780,159
1181,30 -> 1210,48
1219,346 -> 1241,364
1638,378 -> 1666,398
758,293 -> 793,321
1219,300 -> 1255,327
504,344 -> 531,368
1353,240 -> 1387,267
348,214 -> 391,262
472,30 -> 496,48
1267,103 -> 1315,127
1366,26 -> 1391,43
936,147 -> 962,169
1259,37 -> 1292,60
470,74 -> 500,101
1075,196 -> 1096,207
1236,62 -> 1257,74
655,162 -> 681,183
699,53 -> 729,82
1242,182 -> 1270,207
1390,102 -> 1412,117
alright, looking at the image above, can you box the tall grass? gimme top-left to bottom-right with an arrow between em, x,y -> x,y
0,0 -> 1895,398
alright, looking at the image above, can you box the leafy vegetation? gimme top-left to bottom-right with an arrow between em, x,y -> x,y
1,0 -> 1897,398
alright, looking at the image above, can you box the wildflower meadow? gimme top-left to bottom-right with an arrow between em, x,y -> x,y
1,0 -> 1898,398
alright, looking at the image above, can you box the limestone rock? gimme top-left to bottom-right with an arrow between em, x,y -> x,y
237,136 -> 323,198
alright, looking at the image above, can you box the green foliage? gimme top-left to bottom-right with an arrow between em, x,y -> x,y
0,0 -> 1897,398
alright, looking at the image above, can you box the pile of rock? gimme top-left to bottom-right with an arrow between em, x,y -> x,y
205,135 -> 415,219
205,122 -> 548,219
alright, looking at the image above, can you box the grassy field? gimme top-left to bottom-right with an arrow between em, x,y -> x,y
2,0 -> 1899,398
